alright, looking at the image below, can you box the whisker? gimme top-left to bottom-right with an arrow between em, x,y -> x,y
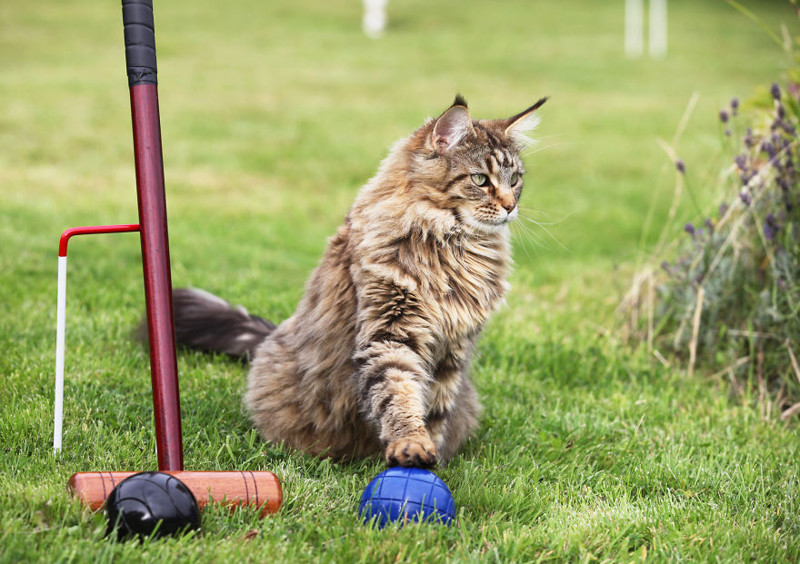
518,206 -> 575,226
515,220 -> 548,248
520,137 -> 570,158
521,213 -> 570,252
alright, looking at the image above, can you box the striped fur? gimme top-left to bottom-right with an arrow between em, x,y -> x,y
178,97 -> 547,466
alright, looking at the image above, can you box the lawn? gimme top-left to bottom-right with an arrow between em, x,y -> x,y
1,0 -> 798,561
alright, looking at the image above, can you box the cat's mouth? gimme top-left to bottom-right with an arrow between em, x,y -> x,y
467,206 -> 518,232
486,206 -> 519,225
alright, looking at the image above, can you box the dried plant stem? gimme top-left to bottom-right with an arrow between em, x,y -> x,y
786,339 -> 800,386
671,92 -> 700,147
654,138 -> 685,253
697,204 -> 748,287
688,286 -> 705,378
619,267 -> 654,342
708,355 -> 750,381
646,93 -> 699,257
647,271 -> 654,352
728,329 -> 783,340
653,348 -> 671,368
758,348 -> 768,420
728,364 -> 746,398
781,402 -> 800,421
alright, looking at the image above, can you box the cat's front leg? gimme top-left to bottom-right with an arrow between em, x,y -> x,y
355,339 -> 437,467
353,278 -> 438,467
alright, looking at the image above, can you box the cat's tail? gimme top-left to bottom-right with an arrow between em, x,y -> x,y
148,288 -> 276,361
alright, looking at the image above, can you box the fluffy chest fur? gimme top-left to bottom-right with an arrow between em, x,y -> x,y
349,207 -> 511,365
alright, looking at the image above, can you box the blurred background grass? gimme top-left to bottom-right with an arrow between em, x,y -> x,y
1,0 -> 799,561
1,0 -> 794,331
2,0 -> 793,280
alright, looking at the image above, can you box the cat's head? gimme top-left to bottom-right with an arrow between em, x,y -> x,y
408,96 -> 547,235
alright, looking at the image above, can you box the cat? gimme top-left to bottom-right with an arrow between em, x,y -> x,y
172,95 -> 548,467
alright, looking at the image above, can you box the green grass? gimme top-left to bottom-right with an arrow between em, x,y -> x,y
2,0 -> 799,561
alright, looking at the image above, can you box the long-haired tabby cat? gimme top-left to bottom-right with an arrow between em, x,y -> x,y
172,95 -> 547,467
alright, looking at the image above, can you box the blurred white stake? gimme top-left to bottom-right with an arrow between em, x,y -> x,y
625,0 -> 644,58
363,0 -> 387,38
649,0 -> 668,58
54,256 -> 67,454
626,0 -> 667,59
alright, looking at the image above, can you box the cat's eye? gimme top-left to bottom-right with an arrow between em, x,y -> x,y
471,173 -> 490,187
510,173 -> 520,187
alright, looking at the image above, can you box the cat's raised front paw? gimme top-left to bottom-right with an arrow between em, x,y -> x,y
385,434 -> 438,468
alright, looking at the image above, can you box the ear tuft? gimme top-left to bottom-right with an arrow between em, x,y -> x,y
504,97 -> 549,142
431,102 -> 473,153
452,93 -> 468,108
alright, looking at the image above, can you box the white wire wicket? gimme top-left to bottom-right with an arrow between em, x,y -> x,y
54,256 -> 67,454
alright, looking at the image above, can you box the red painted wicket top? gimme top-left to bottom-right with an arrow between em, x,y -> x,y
58,224 -> 140,257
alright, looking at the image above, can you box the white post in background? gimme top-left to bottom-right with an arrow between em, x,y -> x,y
363,0 -> 388,38
625,0 -> 644,58
649,0 -> 668,58
54,256 -> 68,454
625,0 -> 667,59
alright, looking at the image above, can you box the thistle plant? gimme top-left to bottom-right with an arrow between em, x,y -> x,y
621,2 -> 800,418
625,85 -> 800,417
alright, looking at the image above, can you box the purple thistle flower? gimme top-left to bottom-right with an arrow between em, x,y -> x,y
704,218 -> 714,233
739,191 -> 752,206
777,104 -> 786,120
675,159 -> 686,174
744,128 -> 754,148
661,260 -> 670,271
684,222 -> 695,236
734,154 -> 747,170
731,97 -> 739,115
719,110 -> 729,123
771,83 -> 781,101
764,213 -> 780,240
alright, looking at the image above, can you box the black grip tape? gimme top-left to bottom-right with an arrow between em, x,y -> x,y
122,0 -> 157,86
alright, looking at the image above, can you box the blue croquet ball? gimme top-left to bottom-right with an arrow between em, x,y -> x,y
358,467 -> 456,528
105,471 -> 201,540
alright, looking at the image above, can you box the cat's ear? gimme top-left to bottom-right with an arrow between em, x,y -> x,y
430,96 -> 474,153
503,97 -> 549,141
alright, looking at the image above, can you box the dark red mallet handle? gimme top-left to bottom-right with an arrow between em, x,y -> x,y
122,0 -> 183,471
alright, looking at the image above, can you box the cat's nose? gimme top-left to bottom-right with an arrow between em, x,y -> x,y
498,190 -> 516,213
